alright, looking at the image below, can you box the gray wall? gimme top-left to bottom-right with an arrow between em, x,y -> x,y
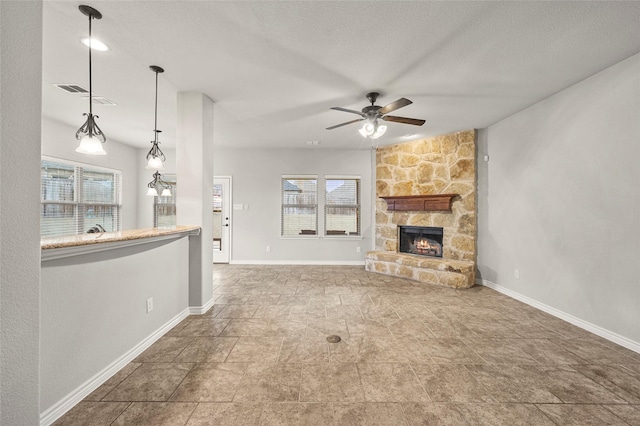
477,53 -> 640,344
0,2 -> 43,423
40,237 -> 190,414
214,147 -> 374,263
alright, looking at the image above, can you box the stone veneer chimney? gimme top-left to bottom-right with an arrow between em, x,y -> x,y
367,130 -> 477,288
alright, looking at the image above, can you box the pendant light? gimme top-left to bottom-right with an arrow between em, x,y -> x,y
146,171 -> 172,197
75,5 -> 107,155
145,66 -> 166,170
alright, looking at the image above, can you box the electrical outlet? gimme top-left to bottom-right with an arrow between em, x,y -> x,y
266,245 -> 271,252
514,269 -> 520,279
356,247 -> 361,253
146,297 -> 153,313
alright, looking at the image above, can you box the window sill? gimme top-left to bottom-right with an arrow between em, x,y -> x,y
322,235 -> 363,240
279,235 -> 363,241
280,235 -> 320,240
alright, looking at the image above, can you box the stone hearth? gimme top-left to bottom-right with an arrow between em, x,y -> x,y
365,251 -> 475,289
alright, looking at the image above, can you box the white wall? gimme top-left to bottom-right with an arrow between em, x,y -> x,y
42,117 -> 140,230
477,53 -> 640,346
214,147 -> 373,263
40,237 -> 190,415
0,2 -> 43,423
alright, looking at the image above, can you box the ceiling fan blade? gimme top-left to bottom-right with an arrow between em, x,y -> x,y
378,98 -> 412,115
382,115 -> 426,126
326,118 -> 364,130
330,106 -> 366,117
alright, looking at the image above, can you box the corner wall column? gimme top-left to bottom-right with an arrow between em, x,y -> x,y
176,92 -> 214,309
0,1 -> 43,423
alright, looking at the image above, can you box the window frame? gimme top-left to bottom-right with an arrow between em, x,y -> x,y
280,175 -> 319,238
323,175 -> 361,238
41,156 -> 122,237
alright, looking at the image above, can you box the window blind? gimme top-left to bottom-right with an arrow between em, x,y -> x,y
325,177 -> 361,236
41,159 -> 122,237
281,177 -> 317,236
82,168 -> 120,233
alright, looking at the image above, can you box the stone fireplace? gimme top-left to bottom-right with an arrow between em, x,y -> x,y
365,130 -> 477,288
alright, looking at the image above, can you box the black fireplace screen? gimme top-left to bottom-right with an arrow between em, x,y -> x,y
398,226 -> 443,258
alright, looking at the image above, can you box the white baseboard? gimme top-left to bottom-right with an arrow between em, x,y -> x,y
189,297 -> 215,315
40,308 -> 191,426
229,260 -> 365,266
478,278 -> 640,354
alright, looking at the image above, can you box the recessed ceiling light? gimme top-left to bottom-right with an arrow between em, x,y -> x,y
402,133 -> 418,139
81,37 -> 109,51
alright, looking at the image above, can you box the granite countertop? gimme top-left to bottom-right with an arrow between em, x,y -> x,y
41,226 -> 201,250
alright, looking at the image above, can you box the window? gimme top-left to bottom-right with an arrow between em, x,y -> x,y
325,177 -> 361,236
213,182 -> 223,250
153,174 -> 176,228
41,158 -> 121,237
281,176 -> 317,236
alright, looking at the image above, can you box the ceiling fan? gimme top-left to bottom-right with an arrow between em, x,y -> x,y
326,92 -> 425,139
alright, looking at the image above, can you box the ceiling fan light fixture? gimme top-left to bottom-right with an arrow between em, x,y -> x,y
370,124 -> 387,140
327,92 -> 424,140
359,122 -> 375,137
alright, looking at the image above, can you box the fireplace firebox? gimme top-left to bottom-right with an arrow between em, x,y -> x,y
398,226 -> 443,258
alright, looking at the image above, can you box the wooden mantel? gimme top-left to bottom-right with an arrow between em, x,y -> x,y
380,194 -> 458,212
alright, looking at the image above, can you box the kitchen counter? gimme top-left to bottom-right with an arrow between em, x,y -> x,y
41,226 -> 201,261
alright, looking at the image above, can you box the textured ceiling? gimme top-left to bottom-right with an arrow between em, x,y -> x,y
42,1 -> 640,150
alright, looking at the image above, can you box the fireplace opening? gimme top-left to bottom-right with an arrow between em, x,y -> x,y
398,226 -> 443,258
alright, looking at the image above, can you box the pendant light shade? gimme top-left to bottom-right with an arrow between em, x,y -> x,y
76,132 -> 107,155
75,5 -> 107,155
146,150 -> 165,170
145,66 -> 167,169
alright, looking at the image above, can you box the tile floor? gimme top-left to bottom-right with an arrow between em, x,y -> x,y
54,265 -> 640,425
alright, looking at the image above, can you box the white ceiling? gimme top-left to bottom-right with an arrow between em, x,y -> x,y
42,1 -> 640,151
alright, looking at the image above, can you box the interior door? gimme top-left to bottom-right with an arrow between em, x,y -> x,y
213,177 -> 231,263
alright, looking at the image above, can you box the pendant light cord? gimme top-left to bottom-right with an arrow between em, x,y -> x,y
88,12 -> 93,117
154,70 -> 159,139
